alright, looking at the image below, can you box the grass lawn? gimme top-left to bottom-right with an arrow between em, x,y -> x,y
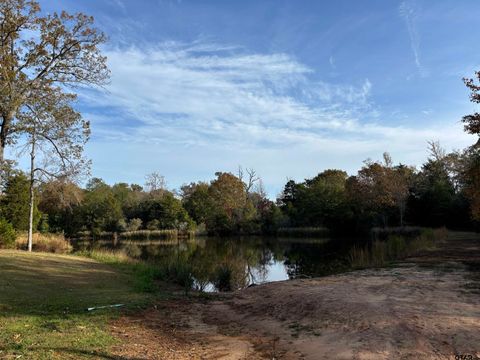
0,250 -> 155,359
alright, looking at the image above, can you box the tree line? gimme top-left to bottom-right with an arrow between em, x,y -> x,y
0,168 -> 281,237
279,145 -> 480,234
1,142 -> 480,239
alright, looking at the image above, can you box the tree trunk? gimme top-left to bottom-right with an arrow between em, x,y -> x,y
27,133 -> 36,252
0,113 -> 13,163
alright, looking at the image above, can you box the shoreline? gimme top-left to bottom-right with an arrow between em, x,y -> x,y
111,232 -> 480,359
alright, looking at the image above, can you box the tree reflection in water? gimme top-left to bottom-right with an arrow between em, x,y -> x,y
74,236 -> 360,292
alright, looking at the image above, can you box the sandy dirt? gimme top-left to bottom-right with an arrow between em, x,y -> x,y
111,232 -> 480,360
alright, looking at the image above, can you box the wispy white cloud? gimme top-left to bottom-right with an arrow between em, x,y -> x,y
79,41 -> 473,194
83,41 -> 378,146
399,0 -> 426,77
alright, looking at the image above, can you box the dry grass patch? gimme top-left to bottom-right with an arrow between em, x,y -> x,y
15,232 -> 72,253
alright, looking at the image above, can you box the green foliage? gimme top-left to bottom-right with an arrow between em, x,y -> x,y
206,172 -> 247,234
38,214 -> 50,233
76,178 -> 123,235
182,182 -> 212,224
182,173 -> 274,235
137,193 -> 195,230
127,217 -> 142,231
0,172 -> 40,231
37,180 -> 83,234
0,218 -> 16,248
279,170 -> 355,232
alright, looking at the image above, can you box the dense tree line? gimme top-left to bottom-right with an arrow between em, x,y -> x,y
0,143 -> 479,239
0,170 -> 283,237
278,146 -> 480,234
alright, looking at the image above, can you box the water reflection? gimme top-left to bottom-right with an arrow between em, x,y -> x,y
73,236 -> 359,292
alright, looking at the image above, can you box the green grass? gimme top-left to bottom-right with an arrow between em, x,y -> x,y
0,250 -> 156,359
77,249 -> 196,295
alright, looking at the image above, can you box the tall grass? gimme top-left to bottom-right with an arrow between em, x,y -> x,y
15,232 -> 72,254
350,227 -> 447,269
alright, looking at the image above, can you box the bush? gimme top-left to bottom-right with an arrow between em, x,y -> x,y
146,219 -> 160,230
213,266 -> 232,291
127,218 -> 142,231
0,219 -> 16,248
38,214 -> 50,233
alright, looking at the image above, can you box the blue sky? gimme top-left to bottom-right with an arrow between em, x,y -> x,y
26,0 -> 480,197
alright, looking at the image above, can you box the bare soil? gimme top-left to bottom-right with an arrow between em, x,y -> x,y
111,232 -> 480,360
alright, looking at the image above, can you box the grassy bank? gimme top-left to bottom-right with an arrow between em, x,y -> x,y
77,249 -> 195,294
0,250 -> 156,359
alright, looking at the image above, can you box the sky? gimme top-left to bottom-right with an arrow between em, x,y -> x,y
22,0 -> 480,197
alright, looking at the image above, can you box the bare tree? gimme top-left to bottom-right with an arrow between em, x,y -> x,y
0,0 -> 109,162
238,166 -> 260,195
428,141 -> 446,162
145,171 -> 167,194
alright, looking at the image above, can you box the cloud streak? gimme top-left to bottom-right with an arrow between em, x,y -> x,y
399,0 -> 425,76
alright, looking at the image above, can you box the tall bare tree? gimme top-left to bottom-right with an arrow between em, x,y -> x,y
18,89 -> 89,251
237,166 -> 260,195
0,0 -> 109,162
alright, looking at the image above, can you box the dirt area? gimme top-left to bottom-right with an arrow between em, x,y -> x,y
112,232 -> 480,360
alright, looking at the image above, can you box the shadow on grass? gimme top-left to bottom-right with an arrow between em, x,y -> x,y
0,346 -> 147,360
0,251 -> 150,316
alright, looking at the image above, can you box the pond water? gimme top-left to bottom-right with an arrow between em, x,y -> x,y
72,236 -> 364,292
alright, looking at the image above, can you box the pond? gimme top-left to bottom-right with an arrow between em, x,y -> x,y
72,236 -> 364,292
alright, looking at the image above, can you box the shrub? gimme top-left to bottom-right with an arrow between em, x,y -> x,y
213,266 -> 233,291
38,214 -> 50,234
0,219 -> 16,248
146,219 -> 160,230
127,218 -> 142,231
116,218 -> 128,232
